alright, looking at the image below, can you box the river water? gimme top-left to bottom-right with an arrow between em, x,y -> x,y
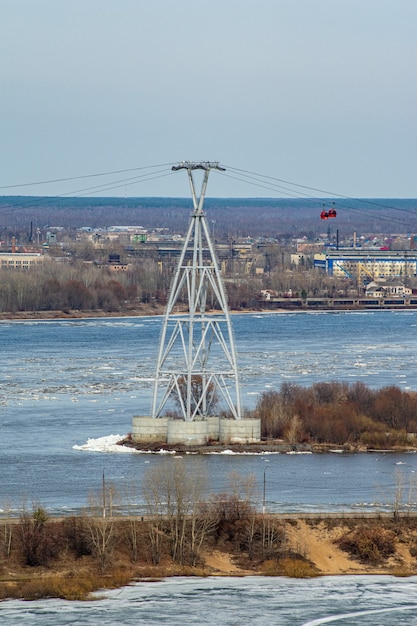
2,310 -> 417,621
1,310 -> 417,515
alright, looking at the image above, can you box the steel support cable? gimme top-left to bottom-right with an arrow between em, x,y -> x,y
0,162 -> 177,191
216,170 -> 417,230
218,170 -> 315,197
35,168 -> 175,198
0,169 -> 176,216
66,170 -> 176,198
222,164 -> 417,216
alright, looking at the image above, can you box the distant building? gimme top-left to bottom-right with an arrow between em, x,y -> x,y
291,253 -> 306,266
94,253 -> 131,272
91,226 -> 148,245
0,253 -> 45,270
365,280 -> 412,298
296,242 -> 324,253
107,226 -> 146,232
314,249 -> 417,283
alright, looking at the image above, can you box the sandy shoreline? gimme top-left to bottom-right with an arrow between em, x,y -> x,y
2,514 -> 417,602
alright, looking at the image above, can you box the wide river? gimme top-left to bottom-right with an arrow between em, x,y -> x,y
2,310 -> 417,623
1,309 -> 417,515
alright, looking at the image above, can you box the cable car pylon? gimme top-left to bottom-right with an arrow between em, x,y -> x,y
131,161 -> 260,446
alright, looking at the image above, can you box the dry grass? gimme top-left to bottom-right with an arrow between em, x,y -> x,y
391,566 -> 415,578
261,557 -> 319,578
0,571 -> 134,601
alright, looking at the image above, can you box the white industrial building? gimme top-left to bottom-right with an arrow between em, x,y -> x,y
314,249 -> 417,283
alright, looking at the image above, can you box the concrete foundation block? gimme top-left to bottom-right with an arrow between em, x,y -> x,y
219,418 -> 261,444
131,416 -> 169,443
167,419 -> 209,446
207,415 -> 220,440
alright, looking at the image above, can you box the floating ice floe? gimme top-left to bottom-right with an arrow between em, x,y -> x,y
286,450 -> 313,455
132,448 -> 177,455
73,434 -> 135,453
205,449 -> 281,456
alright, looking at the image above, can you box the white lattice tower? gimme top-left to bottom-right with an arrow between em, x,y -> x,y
151,161 -> 242,421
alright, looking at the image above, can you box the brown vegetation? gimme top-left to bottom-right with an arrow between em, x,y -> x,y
3,464 -> 417,603
255,381 -> 417,449
338,525 -> 396,564
0,260 -> 168,314
2,512 -> 417,601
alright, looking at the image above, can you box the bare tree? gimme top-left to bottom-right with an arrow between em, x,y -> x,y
1,500 -> 13,560
173,375 -> 219,417
187,476 -> 217,567
390,469 -> 417,519
142,460 -> 211,566
283,414 -> 302,445
393,469 -> 405,519
86,475 -> 117,571
226,471 -> 256,520
164,462 -> 191,564
142,466 -> 167,565
122,481 -> 142,563
262,516 -> 286,559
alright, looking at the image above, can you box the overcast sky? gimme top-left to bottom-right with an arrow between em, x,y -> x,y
1,0 -> 416,198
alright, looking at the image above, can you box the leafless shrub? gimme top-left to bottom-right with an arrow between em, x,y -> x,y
338,525 -> 396,564
19,505 -> 61,567
62,516 -> 91,558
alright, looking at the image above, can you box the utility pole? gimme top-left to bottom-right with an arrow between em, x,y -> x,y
102,469 -> 106,519
263,466 -> 268,515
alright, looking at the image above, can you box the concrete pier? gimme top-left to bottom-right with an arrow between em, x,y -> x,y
207,416 -> 220,441
131,415 -> 261,446
167,419 -> 209,446
219,418 -> 261,444
131,416 -> 169,443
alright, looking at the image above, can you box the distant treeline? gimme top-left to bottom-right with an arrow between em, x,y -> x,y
0,261 -> 168,313
0,260 -> 265,313
1,196 -> 417,238
256,382 -> 417,448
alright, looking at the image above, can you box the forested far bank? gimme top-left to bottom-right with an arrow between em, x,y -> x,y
0,245 -> 367,314
0,260 -> 168,314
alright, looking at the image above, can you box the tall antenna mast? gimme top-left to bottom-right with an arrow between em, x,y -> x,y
151,161 -> 242,421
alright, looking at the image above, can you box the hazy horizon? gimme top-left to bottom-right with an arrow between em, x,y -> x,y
1,1 -> 417,199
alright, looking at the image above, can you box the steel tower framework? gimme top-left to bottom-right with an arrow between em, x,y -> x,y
151,161 -> 242,421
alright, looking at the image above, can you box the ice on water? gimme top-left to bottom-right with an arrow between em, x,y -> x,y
2,576 -> 417,625
73,434 -> 133,453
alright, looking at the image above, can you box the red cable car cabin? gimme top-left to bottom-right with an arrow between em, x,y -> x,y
320,208 -> 337,219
